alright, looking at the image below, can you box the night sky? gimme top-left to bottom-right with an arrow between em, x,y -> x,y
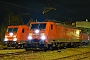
0,0 -> 90,24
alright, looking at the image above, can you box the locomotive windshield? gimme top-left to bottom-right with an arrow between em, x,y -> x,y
31,23 -> 46,29
7,28 -> 18,33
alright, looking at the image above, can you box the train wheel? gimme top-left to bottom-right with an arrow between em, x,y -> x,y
50,44 -> 54,51
15,44 -> 19,49
15,46 -> 18,49
43,47 -> 47,52
25,48 -> 30,51
50,43 -> 54,51
20,45 -> 24,49
50,47 -> 53,51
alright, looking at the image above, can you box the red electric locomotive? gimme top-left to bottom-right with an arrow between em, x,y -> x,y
82,32 -> 90,45
24,21 -> 82,50
3,25 -> 29,48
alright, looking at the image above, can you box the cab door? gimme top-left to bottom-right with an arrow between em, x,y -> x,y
20,28 -> 26,40
49,24 -> 56,39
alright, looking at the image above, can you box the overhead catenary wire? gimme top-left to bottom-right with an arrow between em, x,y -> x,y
0,1 -> 41,12
0,0 -> 77,19
47,0 -> 50,7
49,0 -> 87,18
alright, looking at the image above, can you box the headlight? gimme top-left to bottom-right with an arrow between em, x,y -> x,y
41,36 -> 46,40
13,38 -> 17,41
29,33 -> 32,36
5,36 -> 7,38
13,35 -> 16,38
9,32 -> 13,36
41,33 -> 45,35
4,38 -> 8,41
28,36 -> 32,40
34,29 -> 39,34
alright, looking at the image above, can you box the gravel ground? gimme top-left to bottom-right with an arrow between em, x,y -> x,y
0,49 -> 25,54
0,46 -> 90,60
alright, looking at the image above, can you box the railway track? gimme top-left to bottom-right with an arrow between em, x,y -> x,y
54,52 -> 90,60
0,48 -> 50,58
0,49 -> 40,58
0,46 -> 90,59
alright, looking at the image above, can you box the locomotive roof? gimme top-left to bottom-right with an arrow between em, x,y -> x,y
30,22 -> 79,29
8,25 -> 28,28
56,23 -> 78,29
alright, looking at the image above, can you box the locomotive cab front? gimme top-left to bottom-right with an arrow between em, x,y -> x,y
27,22 -> 48,49
3,25 -> 29,48
4,27 -> 18,47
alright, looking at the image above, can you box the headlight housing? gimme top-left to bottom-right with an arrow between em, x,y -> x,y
13,35 -> 17,38
28,36 -> 32,40
34,29 -> 39,34
40,36 -> 46,40
9,32 -> 13,36
13,38 -> 17,41
41,33 -> 45,36
5,36 -> 7,38
4,38 -> 8,41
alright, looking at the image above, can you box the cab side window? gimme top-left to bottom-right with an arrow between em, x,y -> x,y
22,28 -> 24,33
51,24 -> 53,30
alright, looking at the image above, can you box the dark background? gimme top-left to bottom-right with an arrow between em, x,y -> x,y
0,0 -> 90,24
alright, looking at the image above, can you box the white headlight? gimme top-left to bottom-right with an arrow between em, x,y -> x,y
35,29 -> 39,34
4,38 -> 8,41
28,36 -> 32,40
9,32 -> 13,36
41,36 -> 46,40
13,38 -> 17,41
